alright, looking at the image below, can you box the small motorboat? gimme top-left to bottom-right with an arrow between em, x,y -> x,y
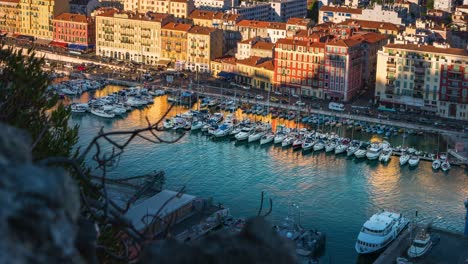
260,133 -> 275,145
334,143 -> 348,155
408,155 -> 420,167
163,119 -> 174,129
274,132 -> 286,144
213,124 -> 232,138
229,126 -> 242,136
235,127 -> 253,141
70,103 -> 89,113
441,160 -> 451,172
90,108 -> 115,119
399,153 -> 410,165
302,139 -> 314,151
407,229 -> 438,258
432,159 -> 441,170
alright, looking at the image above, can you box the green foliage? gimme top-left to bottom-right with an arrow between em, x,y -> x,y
307,0 -> 320,23
0,45 -> 79,160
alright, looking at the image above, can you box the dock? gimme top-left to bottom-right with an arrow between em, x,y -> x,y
374,226 -> 468,264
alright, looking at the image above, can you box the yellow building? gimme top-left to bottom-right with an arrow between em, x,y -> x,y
161,22 -> 192,69
187,26 -> 223,73
0,0 -> 21,35
210,55 -> 237,77
124,0 -> 195,20
236,56 -> 275,91
20,0 -> 70,40
95,9 -> 174,64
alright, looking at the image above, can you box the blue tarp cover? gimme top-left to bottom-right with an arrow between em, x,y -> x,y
217,71 -> 236,79
68,44 -> 88,51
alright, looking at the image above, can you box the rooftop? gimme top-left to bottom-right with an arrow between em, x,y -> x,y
124,190 -> 196,231
349,32 -> 388,44
320,5 -> 362,15
236,56 -> 265,67
188,25 -> 217,35
53,13 -> 91,23
237,20 -> 286,30
327,38 -> 362,47
212,55 -> 237,65
162,22 -> 193,32
385,43 -> 468,57
189,10 -> 240,21
286,17 -> 311,27
0,0 -> 20,3
97,10 -> 173,22
275,38 -> 325,49
363,211 -> 402,231
338,19 -> 401,32
252,41 -> 274,50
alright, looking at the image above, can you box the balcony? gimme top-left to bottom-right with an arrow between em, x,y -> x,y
414,79 -> 424,84
414,67 -> 425,73
385,89 -> 394,95
386,76 -> 395,80
387,61 -> 396,66
387,67 -> 396,72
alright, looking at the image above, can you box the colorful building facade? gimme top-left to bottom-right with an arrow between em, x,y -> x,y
52,13 -> 95,49
161,22 -> 192,69
375,43 -> 468,120
0,0 -> 21,34
187,25 -> 223,72
20,0 -> 70,40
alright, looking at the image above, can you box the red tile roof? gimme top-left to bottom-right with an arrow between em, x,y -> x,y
252,41 -> 274,50
236,20 -> 286,30
212,55 -> 237,65
257,60 -> 274,71
189,10 -> 241,21
188,25 -> 216,35
349,32 -> 388,44
337,19 -> 401,32
385,43 -> 468,57
320,6 -> 362,14
327,38 -> 362,47
53,13 -> 91,23
286,17 -> 311,27
237,56 -> 264,67
162,22 -> 192,31
275,38 -> 325,49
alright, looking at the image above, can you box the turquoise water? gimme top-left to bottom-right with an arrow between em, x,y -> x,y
70,86 -> 468,263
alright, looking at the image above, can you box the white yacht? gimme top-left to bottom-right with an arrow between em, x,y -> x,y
313,140 -> 325,151
354,148 -> 367,159
400,153 -> 410,165
281,136 -> 295,148
325,141 -> 336,152
260,133 -> 275,145
213,124 -> 233,138
248,128 -> 266,142
229,126 -> 242,136
408,156 -> 420,167
355,211 -> 409,254
379,148 -> 392,163
407,229 -> 433,258
274,132 -> 286,144
366,143 -> 383,160
90,108 -> 115,119
334,142 -> 348,155
302,139 -> 314,151
347,141 -> 361,157
70,103 -> 89,113
191,120 -> 204,130
235,127 -> 253,141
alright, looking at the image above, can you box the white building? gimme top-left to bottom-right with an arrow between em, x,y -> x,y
228,2 -> 271,21
269,0 -> 307,22
319,4 -> 407,25
345,0 -> 369,8
434,0 -> 454,12
194,0 -> 237,11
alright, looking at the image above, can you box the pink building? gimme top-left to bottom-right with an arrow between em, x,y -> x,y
52,13 -> 95,50
324,39 -> 363,102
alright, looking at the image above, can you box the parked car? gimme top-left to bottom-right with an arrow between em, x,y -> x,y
274,91 -> 282,95
256,95 -> 264,100
270,96 -> 279,102
295,101 -> 305,106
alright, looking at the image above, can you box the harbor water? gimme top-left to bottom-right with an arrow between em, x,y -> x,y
70,86 -> 468,263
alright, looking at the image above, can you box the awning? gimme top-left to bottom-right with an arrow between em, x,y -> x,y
49,41 -> 68,48
156,59 -> 171,66
35,39 -> 51,45
68,44 -> 88,51
16,35 -> 34,41
217,71 -> 236,79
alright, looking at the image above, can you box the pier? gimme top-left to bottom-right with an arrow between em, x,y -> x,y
374,226 -> 468,264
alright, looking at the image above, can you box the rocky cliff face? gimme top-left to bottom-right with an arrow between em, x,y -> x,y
0,123 -> 82,263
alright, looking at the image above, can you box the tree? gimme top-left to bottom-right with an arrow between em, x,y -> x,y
307,0 -> 320,23
0,45 -> 78,161
426,0 -> 434,9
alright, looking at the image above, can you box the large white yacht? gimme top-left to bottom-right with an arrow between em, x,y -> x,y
366,143 -> 383,160
355,210 -> 409,254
